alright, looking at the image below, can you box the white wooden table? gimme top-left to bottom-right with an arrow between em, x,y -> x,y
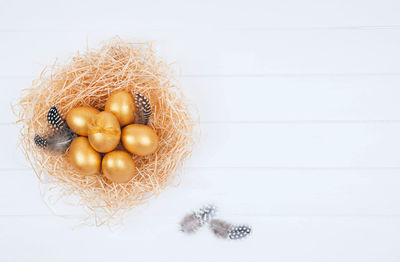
1,0 -> 400,261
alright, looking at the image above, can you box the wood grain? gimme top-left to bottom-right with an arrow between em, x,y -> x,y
1,30 -> 400,78
2,0 -> 400,261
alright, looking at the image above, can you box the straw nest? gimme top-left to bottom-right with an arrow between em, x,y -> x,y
14,37 -> 195,226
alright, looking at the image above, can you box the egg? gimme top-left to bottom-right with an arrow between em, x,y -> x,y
121,124 -> 159,156
68,137 -> 101,175
105,90 -> 135,126
66,106 -> 100,136
102,151 -> 136,183
88,111 -> 121,153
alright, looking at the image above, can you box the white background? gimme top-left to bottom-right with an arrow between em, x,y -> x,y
1,0 -> 400,261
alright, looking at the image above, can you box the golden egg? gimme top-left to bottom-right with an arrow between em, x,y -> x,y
68,137 -> 101,175
105,90 -> 135,126
88,111 -> 121,153
102,151 -> 136,183
122,124 -> 159,156
66,106 -> 100,136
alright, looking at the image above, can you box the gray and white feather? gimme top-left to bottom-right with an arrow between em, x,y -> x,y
180,204 -> 216,234
209,219 -> 231,239
180,213 -> 203,234
194,204 -> 216,225
209,219 -> 252,240
228,224 -> 252,240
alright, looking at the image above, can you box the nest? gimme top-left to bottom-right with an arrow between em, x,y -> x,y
14,37 -> 195,226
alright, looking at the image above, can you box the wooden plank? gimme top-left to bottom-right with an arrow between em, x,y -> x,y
1,0 -> 400,31
1,215 -> 400,262
4,122 -> 400,169
4,76 -> 400,124
2,168 -> 400,216
191,122 -> 400,168
1,30 -> 400,78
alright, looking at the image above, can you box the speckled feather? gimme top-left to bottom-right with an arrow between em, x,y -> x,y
34,106 -> 76,153
134,93 -> 152,125
34,135 -> 48,148
180,205 -> 216,234
228,224 -> 252,240
180,213 -> 203,234
209,219 -> 252,240
47,105 -> 65,131
194,205 -> 216,225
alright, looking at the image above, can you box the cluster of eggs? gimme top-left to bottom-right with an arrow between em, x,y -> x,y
66,91 -> 158,183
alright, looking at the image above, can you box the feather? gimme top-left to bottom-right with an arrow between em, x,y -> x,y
180,213 -> 202,234
34,127 -> 76,153
46,127 -> 76,153
194,204 -> 216,224
180,205 -> 216,234
209,219 -> 231,239
228,225 -> 252,240
34,135 -> 48,148
209,219 -> 252,240
34,105 -> 77,153
134,93 -> 152,125
47,105 -> 65,131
